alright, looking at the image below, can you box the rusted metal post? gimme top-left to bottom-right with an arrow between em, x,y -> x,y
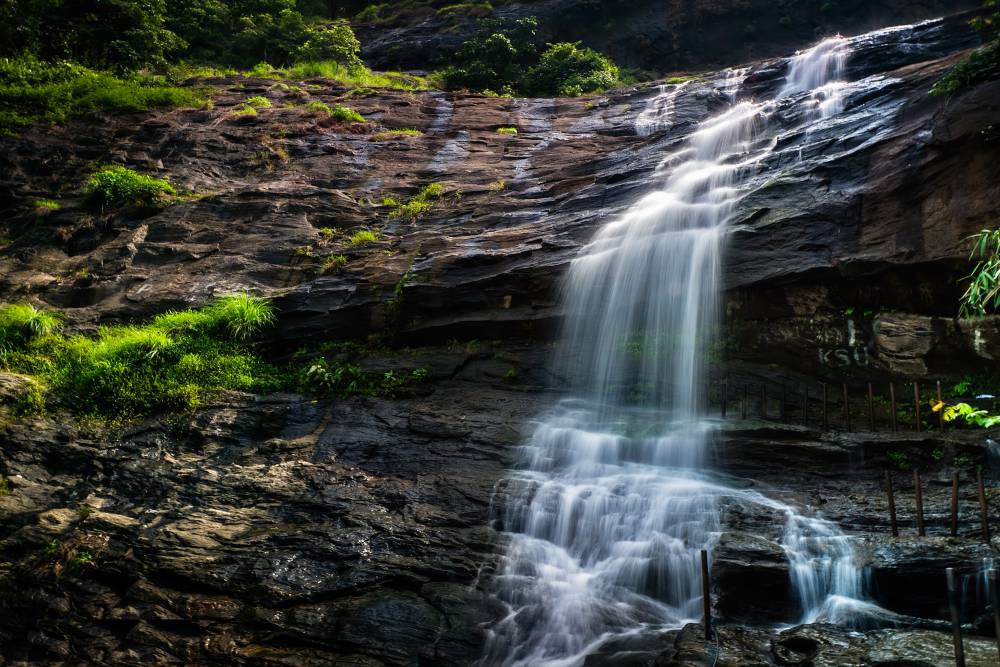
822,383 -> 829,431
951,472 -> 960,538
977,468 -> 991,544
721,380 -> 727,419
946,567 -> 967,667
914,469 -> 925,537
843,383 -> 851,432
914,382 -> 921,431
741,384 -> 748,420
868,382 -> 875,432
781,385 -> 787,422
700,549 -> 712,641
890,382 -> 898,433
989,568 -> 1000,665
938,380 -> 945,430
886,471 -> 899,537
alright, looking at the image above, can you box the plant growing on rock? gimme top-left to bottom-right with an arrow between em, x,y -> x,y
330,105 -> 366,123
322,254 -> 348,273
387,183 -> 445,220
496,126 -> 517,135
85,165 -> 175,208
933,399 -> 1000,428
524,42 -> 620,97
300,358 -> 428,397
34,199 -> 61,211
371,128 -> 422,140
293,20 -> 363,69
0,297 -> 280,420
932,1 -> 1000,96
959,228 -> 1000,317
244,95 -> 272,109
347,229 -> 381,246
0,303 -> 63,352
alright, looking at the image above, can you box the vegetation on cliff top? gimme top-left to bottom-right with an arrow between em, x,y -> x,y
932,0 -> 1000,96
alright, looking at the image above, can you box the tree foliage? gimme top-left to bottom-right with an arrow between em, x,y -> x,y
959,228 -> 1000,318
441,16 -> 620,96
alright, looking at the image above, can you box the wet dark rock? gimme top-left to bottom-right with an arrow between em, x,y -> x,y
712,532 -> 795,624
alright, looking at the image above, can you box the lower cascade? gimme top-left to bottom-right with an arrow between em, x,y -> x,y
480,27 -> 911,667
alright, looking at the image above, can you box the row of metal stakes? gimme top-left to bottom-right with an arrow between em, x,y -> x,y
698,555 -> 1000,665
884,469 -> 992,542
716,380 -> 951,431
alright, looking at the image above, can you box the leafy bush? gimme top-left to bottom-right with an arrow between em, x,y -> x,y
440,17 -> 619,97
300,358 -> 428,397
524,42 -> 619,96
441,17 -> 539,95
0,56 -> 204,134
932,2 -> 1000,96
959,228 -> 1000,317
294,20 -> 362,69
0,297 -> 280,420
85,165 -> 175,207
1,0 -> 182,72
934,400 -> 1000,428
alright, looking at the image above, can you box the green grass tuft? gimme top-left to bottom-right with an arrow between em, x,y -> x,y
346,229 -> 381,246
85,165 -> 175,207
371,127 -> 422,140
496,126 -> 518,135
244,95 -> 272,109
330,104 -> 366,122
34,199 -> 62,210
323,254 -> 348,273
0,303 -> 63,352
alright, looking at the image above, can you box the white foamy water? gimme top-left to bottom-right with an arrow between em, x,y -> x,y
479,28 -> 912,666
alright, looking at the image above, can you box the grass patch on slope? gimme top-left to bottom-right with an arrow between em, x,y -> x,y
0,56 -> 206,135
0,295 -> 280,420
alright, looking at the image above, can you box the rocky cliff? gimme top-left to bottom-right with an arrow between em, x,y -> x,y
1,6 -> 999,667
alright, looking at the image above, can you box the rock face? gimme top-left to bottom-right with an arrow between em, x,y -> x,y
1,6 -> 999,667
356,0 -> 980,74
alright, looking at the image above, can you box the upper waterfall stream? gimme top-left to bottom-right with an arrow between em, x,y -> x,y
481,24 -> 937,667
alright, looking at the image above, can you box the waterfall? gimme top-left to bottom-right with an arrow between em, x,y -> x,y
481,33 -> 885,667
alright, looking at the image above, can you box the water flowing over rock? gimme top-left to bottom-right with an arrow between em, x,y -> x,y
0,7 -> 999,667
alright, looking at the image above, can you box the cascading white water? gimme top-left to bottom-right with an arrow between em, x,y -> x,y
482,33 -> 884,667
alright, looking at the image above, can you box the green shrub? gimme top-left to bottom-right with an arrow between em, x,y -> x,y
300,358 -> 428,397
496,126 -> 517,135
347,229 -> 381,246
441,17 -> 538,95
0,56 -> 204,134
244,95 -> 272,109
355,4 -> 386,22
35,199 -> 61,210
932,43 -> 1000,97
524,42 -> 619,96
85,165 -> 175,207
0,297 -> 280,420
293,20 -> 362,69
959,228 -> 1000,317
330,104 -> 366,122
0,0 -> 182,72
